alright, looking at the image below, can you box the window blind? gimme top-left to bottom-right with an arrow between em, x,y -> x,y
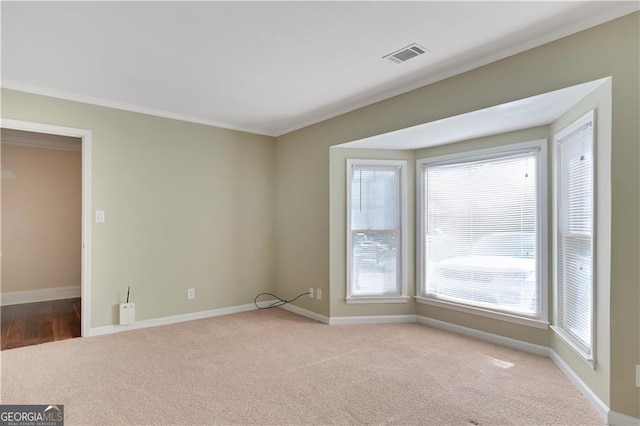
556,119 -> 594,356
422,149 -> 539,317
349,163 -> 402,296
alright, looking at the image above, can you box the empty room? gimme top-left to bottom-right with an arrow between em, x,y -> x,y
1,2 -> 639,425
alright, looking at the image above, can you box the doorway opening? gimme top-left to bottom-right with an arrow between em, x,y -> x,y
1,120 -> 92,348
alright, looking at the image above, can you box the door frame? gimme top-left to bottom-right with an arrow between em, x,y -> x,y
1,118 -> 92,337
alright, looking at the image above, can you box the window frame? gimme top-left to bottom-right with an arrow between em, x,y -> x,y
551,110 -> 596,365
346,159 -> 409,304
416,140 -> 549,328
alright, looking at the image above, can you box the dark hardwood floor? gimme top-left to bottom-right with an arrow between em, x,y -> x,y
1,297 -> 81,350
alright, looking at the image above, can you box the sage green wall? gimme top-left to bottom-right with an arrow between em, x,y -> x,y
275,13 -> 639,418
1,89 -> 277,328
275,126 -> 331,316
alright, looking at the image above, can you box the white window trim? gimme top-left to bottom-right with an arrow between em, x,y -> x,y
552,110 -> 596,365
416,139 -> 548,327
346,296 -> 410,304
550,326 -> 596,368
415,296 -> 550,329
346,159 -> 408,303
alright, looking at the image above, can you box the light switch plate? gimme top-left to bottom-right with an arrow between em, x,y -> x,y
95,210 -> 105,223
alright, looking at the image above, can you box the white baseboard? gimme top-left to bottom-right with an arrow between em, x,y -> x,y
279,304 -> 416,325
90,302 -> 263,336
279,303 -> 330,324
329,314 -> 417,325
547,350 -> 609,422
608,410 -> 640,426
416,315 -> 550,357
1,286 -> 81,306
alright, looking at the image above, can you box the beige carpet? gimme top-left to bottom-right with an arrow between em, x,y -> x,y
1,308 -> 602,425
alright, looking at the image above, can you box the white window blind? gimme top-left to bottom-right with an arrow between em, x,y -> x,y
347,160 -> 404,297
421,147 -> 541,318
556,114 -> 594,357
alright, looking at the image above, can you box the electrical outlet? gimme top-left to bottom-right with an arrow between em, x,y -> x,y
187,288 -> 195,300
308,287 -> 314,298
636,365 -> 640,388
316,288 -> 322,300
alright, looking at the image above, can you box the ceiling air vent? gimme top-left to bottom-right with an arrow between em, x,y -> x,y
383,43 -> 428,64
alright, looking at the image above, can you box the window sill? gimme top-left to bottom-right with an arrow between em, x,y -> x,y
415,296 -> 549,329
550,325 -> 595,369
346,296 -> 410,304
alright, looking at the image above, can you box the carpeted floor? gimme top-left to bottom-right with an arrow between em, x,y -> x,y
1,308 -> 602,425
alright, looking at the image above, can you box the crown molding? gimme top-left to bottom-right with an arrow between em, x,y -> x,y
1,81 -> 278,137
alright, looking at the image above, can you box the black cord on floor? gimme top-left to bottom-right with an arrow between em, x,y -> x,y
254,292 -> 310,309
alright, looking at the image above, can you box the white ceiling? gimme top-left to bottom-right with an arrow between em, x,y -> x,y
1,1 -> 637,137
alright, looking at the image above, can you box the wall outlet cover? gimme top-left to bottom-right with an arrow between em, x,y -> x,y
119,302 -> 135,325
